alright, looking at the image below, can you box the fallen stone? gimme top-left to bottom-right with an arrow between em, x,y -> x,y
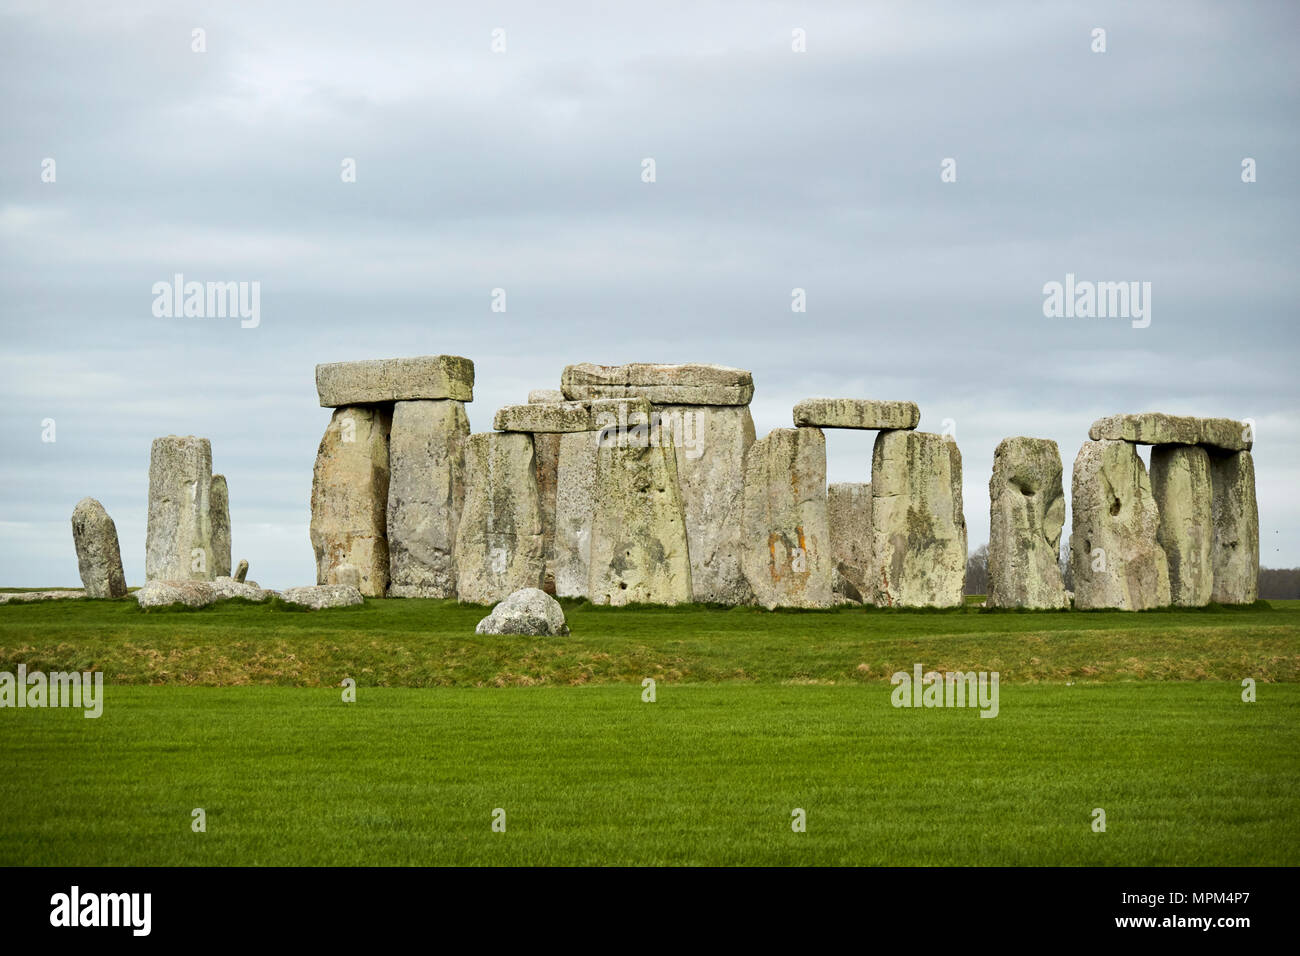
211,576 -> 274,602
315,355 -> 474,406
453,432 -> 545,604
70,497 -> 128,598
1210,450 -> 1259,604
386,400 -> 470,598
280,584 -> 364,609
870,430 -> 967,608
1150,445 -> 1214,607
793,399 -> 920,431
136,579 -> 217,609
0,589 -> 87,605
474,587 -> 570,635
145,435 -> 215,582
1069,440 -> 1170,610
234,559 -> 249,583
741,427 -> 834,609
209,474 -> 232,578
661,403 -> 756,604
588,440 -> 693,606
828,482 -> 873,605
1088,413 -> 1252,452
987,438 -> 1068,609
562,362 -> 754,405
309,405 -> 392,597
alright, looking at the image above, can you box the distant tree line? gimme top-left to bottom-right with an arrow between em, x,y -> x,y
964,542 -> 1299,599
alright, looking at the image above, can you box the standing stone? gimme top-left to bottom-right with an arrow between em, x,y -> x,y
1069,440 -> 1171,610
1210,450 -> 1259,604
453,432 -> 545,604
310,405 -> 392,597
741,427 -> 833,609
870,431 -> 967,608
659,404 -> 755,604
828,483 -> 873,604
70,497 -> 127,598
588,437 -> 693,606
146,435 -> 214,581
1150,445 -> 1214,607
529,390 -> 563,595
209,474 -> 232,578
554,432 -> 598,598
386,400 -> 470,598
987,438 -> 1067,609
234,559 -> 249,583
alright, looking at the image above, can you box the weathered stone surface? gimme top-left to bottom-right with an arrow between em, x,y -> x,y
588,438 -> 693,606
145,435 -> 214,582
494,402 -> 594,433
0,589 -> 86,605
211,576 -> 273,602
234,559 -> 249,583
528,388 -> 564,404
870,431 -> 967,608
553,432 -> 599,598
310,405 -> 392,597
1088,413 -> 1252,452
1069,440 -> 1171,610
316,355 -> 474,407
562,363 -> 754,405
474,587 -> 570,635
659,403 -> 755,604
741,427 -> 833,609
827,482 -> 873,604
987,438 -> 1067,609
136,579 -> 217,609
70,497 -> 127,598
280,584 -> 364,609
533,432 -> 561,594
1210,450 -> 1259,604
794,399 -> 919,431
453,433 -> 545,604
831,565 -> 864,604
386,400 -> 470,598
209,474 -> 231,578
334,565 -> 361,589
1150,445 -> 1214,607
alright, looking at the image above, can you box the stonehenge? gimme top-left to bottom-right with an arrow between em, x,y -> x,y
828,483 -> 872,603
70,497 -> 127,598
987,439 -> 1067,609
145,435 -> 227,581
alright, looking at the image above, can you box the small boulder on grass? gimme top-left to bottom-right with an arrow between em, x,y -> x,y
280,585 -> 364,610
475,588 -> 569,636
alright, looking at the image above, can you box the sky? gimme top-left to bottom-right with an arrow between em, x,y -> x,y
1,0 -> 1297,588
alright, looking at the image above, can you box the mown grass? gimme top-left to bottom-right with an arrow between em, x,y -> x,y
0,596 -> 1296,687
0,682 -> 1294,866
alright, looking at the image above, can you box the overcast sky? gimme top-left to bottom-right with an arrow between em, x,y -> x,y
2,0 -> 1297,588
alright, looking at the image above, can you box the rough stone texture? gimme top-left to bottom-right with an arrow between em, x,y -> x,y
588,439 -> 694,606
528,388 -> 564,404
280,584 -> 365,609
1150,445 -> 1214,607
1088,413 -> 1252,452
0,590 -> 86,605
316,355 -> 474,407
136,579 -> 217,608
553,432 -> 599,598
70,497 -> 127,598
1069,440 -> 1171,610
794,399 -> 920,431
494,402 -> 593,433
209,474 -> 231,578
660,403 -> 755,604
386,400 -> 470,598
334,565 -> 361,590
234,559 -> 249,583
562,362 -> 754,406
987,438 -> 1067,609
741,427 -> 834,609
1210,450 -> 1259,604
474,587 -> 570,635
145,435 -> 214,582
831,565 -> 864,604
870,430 -> 967,608
309,405 -> 392,597
533,432 -> 561,595
453,432 -> 545,604
827,483 -> 873,605
211,576 -> 273,601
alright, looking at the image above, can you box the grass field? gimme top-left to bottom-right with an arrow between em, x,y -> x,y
1,598 -> 1297,865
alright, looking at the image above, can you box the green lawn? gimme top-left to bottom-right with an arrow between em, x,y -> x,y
0,682 -> 1295,866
